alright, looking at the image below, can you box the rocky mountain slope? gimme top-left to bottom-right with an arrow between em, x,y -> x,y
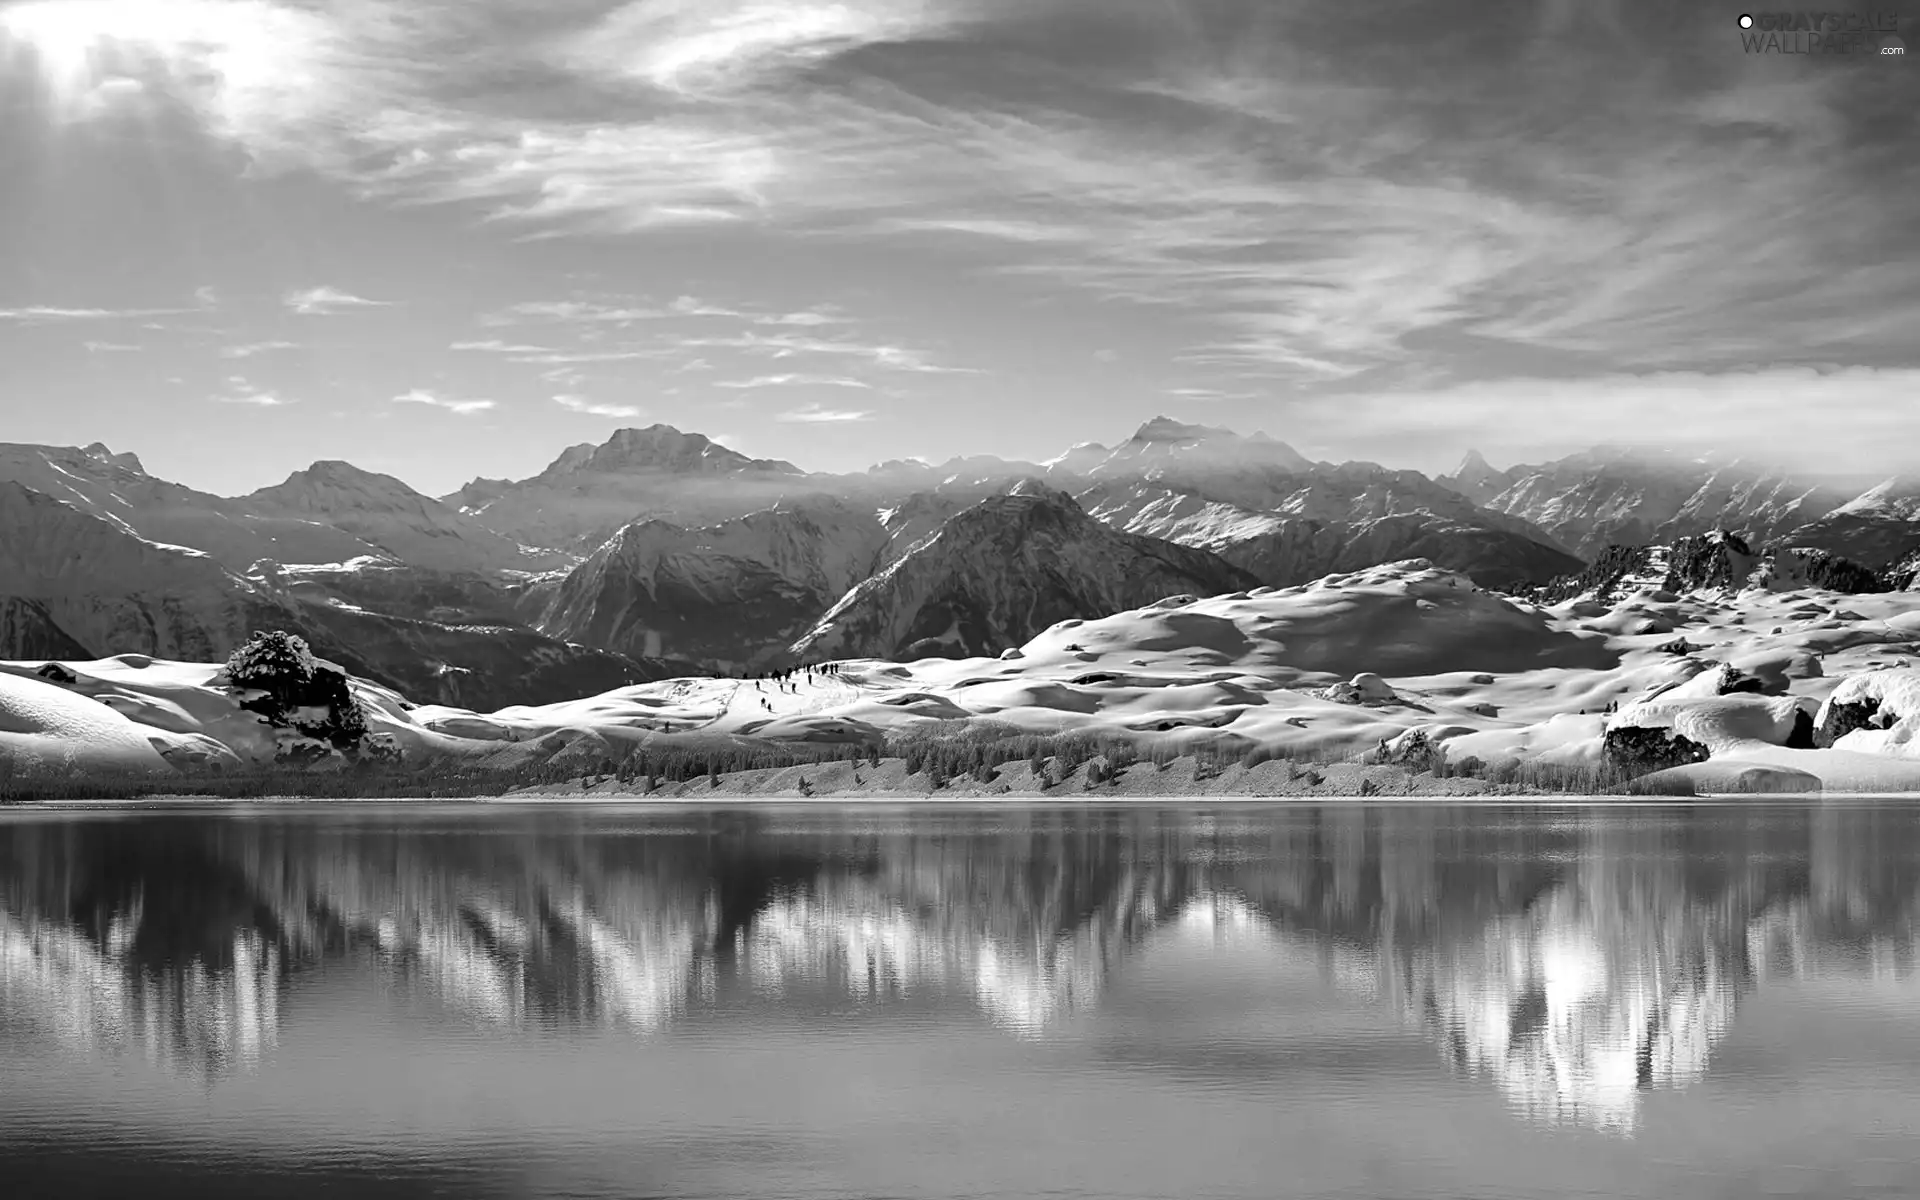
540,498 -> 896,671
1483,447 -> 1851,560
0,480 -> 273,661
0,441 -> 378,572
1073,420 -> 1581,590
1779,477 -> 1920,571
0,480 -> 676,709
246,461 -> 561,574
789,484 -> 1261,662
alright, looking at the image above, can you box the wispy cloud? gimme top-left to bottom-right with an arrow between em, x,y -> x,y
0,305 -> 191,322
553,394 -> 643,418
451,339 -> 555,353
482,300 -> 666,326
1306,367 -> 1920,478
215,376 -> 293,407
220,340 -> 301,358
507,349 -> 676,365
285,286 -> 391,316
558,0 -> 974,97
1165,386 -> 1256,402
684,331 -> 974,374
9,0 -> 1913,394
393,388 -> 495,415
715,373 -> 872,390
82,340 -> 140,353
775,403 -> 873,423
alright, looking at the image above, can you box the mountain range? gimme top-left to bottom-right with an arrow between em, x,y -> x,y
3,419 -> 1915,696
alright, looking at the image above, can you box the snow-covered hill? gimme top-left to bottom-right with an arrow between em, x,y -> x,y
11,556 -> 1920,794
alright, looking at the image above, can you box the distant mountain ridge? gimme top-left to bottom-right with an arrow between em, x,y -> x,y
3,420 -> 1914,687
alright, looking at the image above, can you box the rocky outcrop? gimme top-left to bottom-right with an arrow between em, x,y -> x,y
1889,551 -> 1920,591
789,488 -> 1260,662
1538,532 -> 1891,603
1602,725 -> 1713,777
1813,670 -> 1920,753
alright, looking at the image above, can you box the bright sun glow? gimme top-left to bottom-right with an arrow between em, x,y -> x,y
0,0 -> 319,126
2,0 -> 190,98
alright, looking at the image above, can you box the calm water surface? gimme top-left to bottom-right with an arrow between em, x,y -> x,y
4,800 -> 1920,1199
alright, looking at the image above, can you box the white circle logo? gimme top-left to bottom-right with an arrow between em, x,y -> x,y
1738,13 -> 1754,28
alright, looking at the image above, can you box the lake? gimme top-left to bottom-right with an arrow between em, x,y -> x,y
3,800 -> 1919,1199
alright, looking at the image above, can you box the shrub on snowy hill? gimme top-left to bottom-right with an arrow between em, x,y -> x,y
1753,546 -> 1892,594
1664,531 -> 1760,591
1534,544 -> 1661,603
1883,551 -> 1920,591
223,629 -> 370,752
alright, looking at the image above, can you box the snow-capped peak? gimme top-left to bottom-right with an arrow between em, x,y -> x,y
1832,475 -> 1920,519
1453,449 -> 1497,479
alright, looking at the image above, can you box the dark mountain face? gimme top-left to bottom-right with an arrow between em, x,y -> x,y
789,489 -> 1261,662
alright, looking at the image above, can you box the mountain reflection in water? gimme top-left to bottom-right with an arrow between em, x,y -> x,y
2,802 -> 1919,1175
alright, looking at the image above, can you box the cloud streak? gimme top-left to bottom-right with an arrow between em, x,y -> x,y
1300,367 -> 1920,479
392,388 -> 495,415
715,373 -> 872,390
774,403 -> 873,423
220,340 -> 301,358
0,305 -> 193,322
285,286 -> 391,316
552,394 -> 643,418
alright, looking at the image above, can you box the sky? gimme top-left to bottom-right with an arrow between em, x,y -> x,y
0,0 -> 1916,497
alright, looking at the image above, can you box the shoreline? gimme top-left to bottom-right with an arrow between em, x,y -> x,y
9,750 -> 1919,809
8,792 -> 1916,812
